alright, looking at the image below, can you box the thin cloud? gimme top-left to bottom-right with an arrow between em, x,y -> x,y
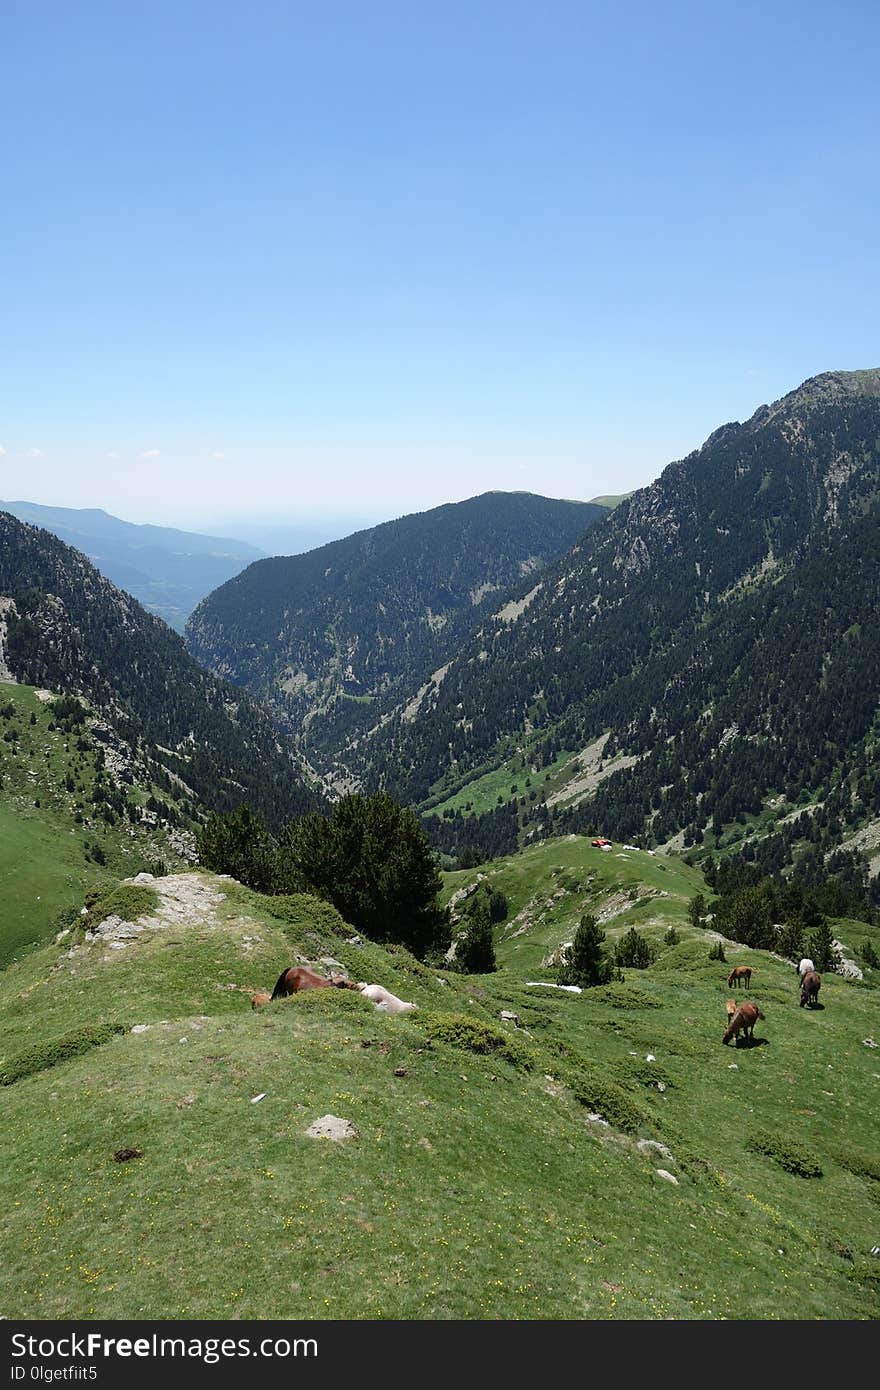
24,447 -> 43,458
0,445 -> 6,456
105,451 -> 120,460
139,449 -> 161,459
212,451 -> 227,460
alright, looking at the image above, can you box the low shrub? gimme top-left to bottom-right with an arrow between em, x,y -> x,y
567,1073 -> 651,1134
264,893 -> 352,938
1,1024 -> 126,1086
416,1012 -> 533,1070
827,1145 -> 880,1183
746,1131 -> 823,1178
619,1058 -> 674,1091
848,1261 -> 880,1291
82,883 -> 159,934
590,983 -> 662,1009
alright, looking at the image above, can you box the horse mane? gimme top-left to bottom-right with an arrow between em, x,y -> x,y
271,966 -> 293,1000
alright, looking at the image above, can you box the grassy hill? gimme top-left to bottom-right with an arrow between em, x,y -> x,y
1,840 -> 878,1320
442,836 -> 708,977
0,683 -> 188,966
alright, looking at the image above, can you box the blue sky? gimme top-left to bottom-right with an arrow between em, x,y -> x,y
2,0 -> 878,528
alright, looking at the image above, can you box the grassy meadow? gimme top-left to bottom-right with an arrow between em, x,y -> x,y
1,841 -> 878,1320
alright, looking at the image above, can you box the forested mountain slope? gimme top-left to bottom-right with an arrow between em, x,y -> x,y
186,491 -> 608,772
354,371 -> 880,877
0,512 -> 318,830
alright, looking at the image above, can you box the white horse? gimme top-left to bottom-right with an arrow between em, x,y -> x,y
356,982 -> 418,1014
797,957 -> 815,983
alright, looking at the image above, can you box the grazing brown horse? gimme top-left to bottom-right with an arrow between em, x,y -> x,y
270,966 -> 358,1000
800,971 -> 821,1008
722,1000 -> 765,1045
727,965 -> 752,989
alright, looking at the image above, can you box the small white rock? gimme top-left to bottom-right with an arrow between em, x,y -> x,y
656,1169 -> 679,1184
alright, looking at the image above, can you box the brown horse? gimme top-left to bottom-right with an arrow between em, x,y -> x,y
727,965 -> 752,989
725,999 -> 737,1022
270,965 -> 358,1000
800,971 -> 821,1008
251,991 -> 271,1009
722,1000 -> 765,1045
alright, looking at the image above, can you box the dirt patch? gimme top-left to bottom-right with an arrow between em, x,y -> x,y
306,1115 -> 358,1141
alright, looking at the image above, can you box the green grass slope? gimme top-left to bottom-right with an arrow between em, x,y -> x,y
0,684 -> 185,966
1,851 -> 878,1320
443,836 -> 709,976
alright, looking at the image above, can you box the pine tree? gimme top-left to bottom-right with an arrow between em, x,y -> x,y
809,917 -> 838,973
197,804 -> 279,893
615,927 -> 655,969
688,893 -> 707,927
455,897 -> 496,973
558,913 -> 614,988
279,791 -> 450,959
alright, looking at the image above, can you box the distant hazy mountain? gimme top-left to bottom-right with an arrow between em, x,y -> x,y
0,502 -> 265,632
206,516 -> 386,557
186,491 -> 610,783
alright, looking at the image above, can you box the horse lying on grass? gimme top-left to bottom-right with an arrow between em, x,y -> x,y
270,966 -> 360,1000
355,983 -> 418,1014
722,1001 -> 765,1045
266,967 -> 417,1014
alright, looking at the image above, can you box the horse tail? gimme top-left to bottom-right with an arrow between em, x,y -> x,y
271,967 -> 292,1000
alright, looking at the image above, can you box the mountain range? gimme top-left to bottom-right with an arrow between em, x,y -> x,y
0,501 -> 266,632
3,368 -> 879,898
186,369 -> 880,891
186,490 -> 609,789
